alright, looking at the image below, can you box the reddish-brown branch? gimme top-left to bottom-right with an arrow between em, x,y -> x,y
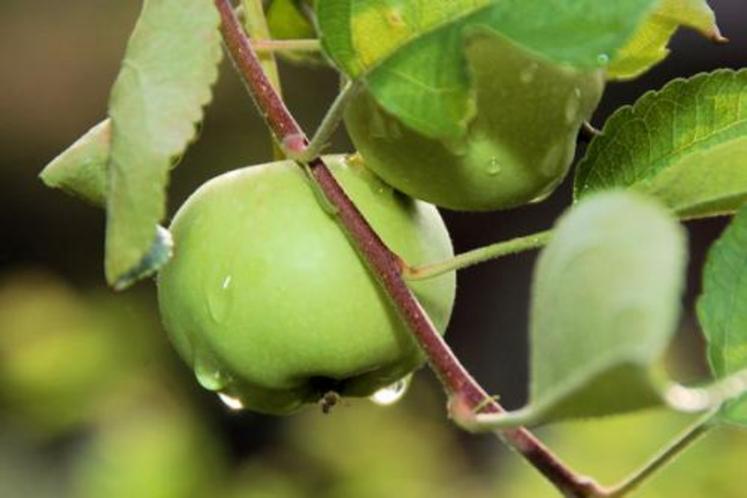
215,1 -> 604,496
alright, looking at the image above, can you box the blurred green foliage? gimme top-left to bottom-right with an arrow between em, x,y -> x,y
2,270 -> 747,497
497,410 -> 747,497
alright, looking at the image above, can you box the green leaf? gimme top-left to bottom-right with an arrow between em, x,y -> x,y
697,206 -> 747,427
39,120 -> 173,289
105,0 -> 222,288
317,0 -> 655,139
463,192 -> 687,430
575,70 -> 747,220
608,0 -> 723,80
527,191 -> 686,423
40,120 -> 111,208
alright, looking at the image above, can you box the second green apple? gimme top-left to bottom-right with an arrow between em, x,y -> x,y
345,31 -> 605,211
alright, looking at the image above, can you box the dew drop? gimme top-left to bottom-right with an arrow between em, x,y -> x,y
218,392 -> 244,411
206,274 -> 234,323
596,53 -> 610,65
369,375 -> 412,406
194,354 -> 228,392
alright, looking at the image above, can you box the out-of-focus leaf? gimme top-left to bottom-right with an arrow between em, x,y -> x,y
74,402 -> 225,498
497,409 -> 747,498
39,120 -> 110,208
0,275 -> 124,433
575,70 -> 747,220
698,206 -> 747,427
105,0 -> 222,288
465,192 -> 686,429
608,0 -> 723,80
317,0 -> 654,139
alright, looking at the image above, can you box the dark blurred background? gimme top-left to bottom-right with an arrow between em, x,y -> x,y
1,1 -> 746,497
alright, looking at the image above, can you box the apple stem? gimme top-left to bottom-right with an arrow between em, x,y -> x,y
405,229 -> 553,281
215,1 -> 606,496
283,79 -> 364,163
578,120 -> 602,143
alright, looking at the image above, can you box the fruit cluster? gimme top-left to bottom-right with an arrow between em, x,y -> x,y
158,37 -> 604,414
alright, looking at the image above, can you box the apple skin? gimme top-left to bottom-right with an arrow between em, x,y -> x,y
157,155 -> 455,415
344,31 -> 605,211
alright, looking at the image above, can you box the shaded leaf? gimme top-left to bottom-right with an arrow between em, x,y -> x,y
105,0 -> 222,288
697,206 -> 747,427
40,120 -> 111,208
527,191 -> 686,422
575,70 -> 747,220
608,0 -> 723,80
317,0 -> 654,139
464,192 -> 686,429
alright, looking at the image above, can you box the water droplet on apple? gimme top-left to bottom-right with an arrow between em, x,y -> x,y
194,354 -> 228,392
206,274 -> 234,323
218,392 -> 244,411
369,375 -> 412,406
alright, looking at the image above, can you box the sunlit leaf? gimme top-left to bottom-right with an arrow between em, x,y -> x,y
105,0 -> 222,288
575,70 -> 747,220
608,0 -> 723,80
697,206 -> 747,427
317,0 -> 654,139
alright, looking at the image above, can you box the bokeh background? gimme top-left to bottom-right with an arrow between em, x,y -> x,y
1,1 -> 746,497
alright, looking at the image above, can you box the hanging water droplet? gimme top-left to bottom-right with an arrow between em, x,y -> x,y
596,53 -> 610,65
519,62 -> 539,84
218,392 -> 244,411
369,375 -> 412,406
194,354 -> 228,392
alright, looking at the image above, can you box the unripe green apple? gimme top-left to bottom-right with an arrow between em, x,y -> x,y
157,155 -> 455,415
344,32 -> 605,211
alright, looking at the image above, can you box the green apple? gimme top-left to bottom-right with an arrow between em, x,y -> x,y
344,31 -> 605,211
157,155 -> 455,415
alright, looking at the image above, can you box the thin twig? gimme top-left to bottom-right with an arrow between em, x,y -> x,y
603,410 -> 717,498
214,2 -> 604,496
284,79 -> 364,163
406,230 -> 552,281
